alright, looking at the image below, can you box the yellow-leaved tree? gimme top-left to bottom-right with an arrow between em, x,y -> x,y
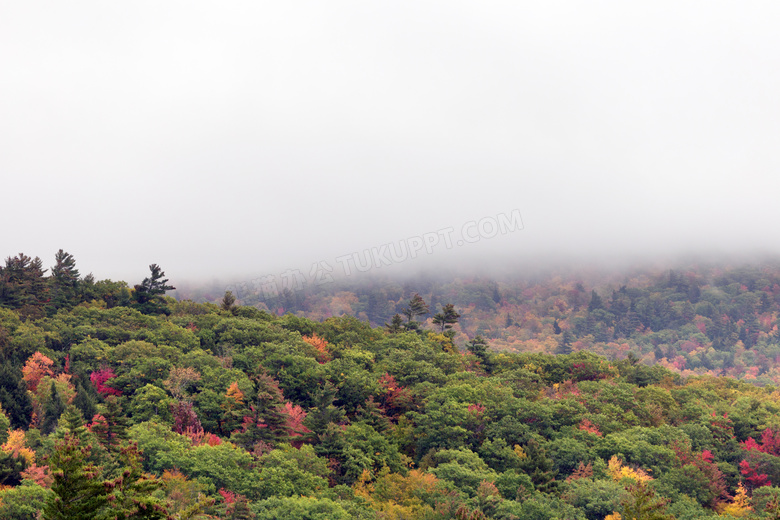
354,467 -> 452,519
607,456 -> 653,483
719,482 -> 751,517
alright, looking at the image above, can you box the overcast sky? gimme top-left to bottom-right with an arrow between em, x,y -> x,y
2,1 -> 779,286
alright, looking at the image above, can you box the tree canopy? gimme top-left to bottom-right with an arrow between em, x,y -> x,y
2,253 -> 780,518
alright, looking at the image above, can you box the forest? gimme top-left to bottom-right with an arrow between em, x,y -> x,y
181,258 -> 780,385
4,250 -> 780,518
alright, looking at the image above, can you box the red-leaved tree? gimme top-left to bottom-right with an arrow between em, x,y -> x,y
89,368 -> 122,397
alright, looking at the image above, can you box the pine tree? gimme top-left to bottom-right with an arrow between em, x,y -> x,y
41,381 -> 66,434
556,331 -> 573,355
367,291 -> 381,324
0,364 -> 33,428
432,303 -> 461,335
0,448 -> 28,487
385,314 -> 404,333
48,249 -> 80,313
231,370 -> 287,450
73,382 -> 98,421
221,382 -> 247,435
402,294 -> 429,331
57,405 -> 89,441
44,433 -> 170,520
43,433 -> 108,520
467,336 -> 494,373
104,443 -> 171,520
303,381 -> 345,438
588,290 -> 603,312
0,253 -> 48,318
221,290 -> 236,313
133,264 -> 175,315
91,396 -> 129,454
519,438 -> 557,493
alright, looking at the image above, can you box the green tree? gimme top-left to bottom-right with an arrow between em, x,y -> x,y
129,384 -> 173,424
48,249 -> 80,313
304,381 -> 346,439
255,444 -> 329,499
43,433 -> 108,520
432,303 -> 460,337
561,478 -> 628,520
429,448 -> 498,497
0,253 -> 48,318
621,481 -> 675,520
402,294 -> 429,330
181,442 -> 260,498
251,496 -> 353,520
88,278 -> 132,308
103,443 -> 171,520
231,370 -> 287,450
127,421 -> 192,475
41,381 -> 66,435
90,396 -> 130,454
385,314 -> 404,333
494,491 -> 586,520
0,481 -> 52,520
338,423 -> 407,483
221,291 -> 237,313
133,264 -> 175,315
467,336 -> 494,373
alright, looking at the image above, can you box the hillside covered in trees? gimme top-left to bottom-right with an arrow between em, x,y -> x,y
6,251 -> 780,518
179,259 -> 780,386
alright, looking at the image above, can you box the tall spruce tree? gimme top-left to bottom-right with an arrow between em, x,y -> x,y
221,290 -> 236,313
91,396 -> 129,454
103,443 -> 171,520
44,433 -> 170,520
0,253 -> 48,317
48,249 -> 80,313
304,381 -> 346,438
43,433 -> 108,520
73,382 -> 97,422
385,314 -> 404,333
0,364 -> 33,428
467,336 -> 493,371
41,381 -> 66,435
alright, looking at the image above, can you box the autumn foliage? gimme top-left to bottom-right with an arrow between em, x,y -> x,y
742,428 -> 780,457
22,352 -> 54,393
89,367 -> 122,397
8,256 -> 780,517
719,483 -> 752,517
2,429 -> 36,465
607,456 -> 652,483
302,333 -> 331,363
739,427 -> 780,488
